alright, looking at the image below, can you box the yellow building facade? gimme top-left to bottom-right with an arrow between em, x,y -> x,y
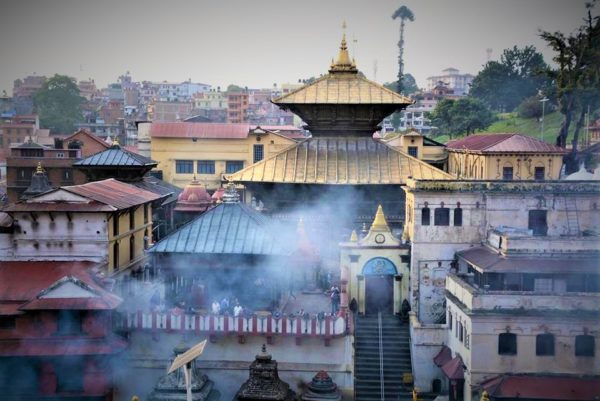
107,203 -> 153,273
447,133 -> 565,180
383,130 -> 447,170
149,123 -> 297,190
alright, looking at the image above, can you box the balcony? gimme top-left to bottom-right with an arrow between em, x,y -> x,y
446,274 -> 600,313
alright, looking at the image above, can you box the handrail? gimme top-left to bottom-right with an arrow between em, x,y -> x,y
378,311 -> 385,401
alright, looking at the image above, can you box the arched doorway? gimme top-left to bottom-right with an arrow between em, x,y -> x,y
363,257 -> 397,315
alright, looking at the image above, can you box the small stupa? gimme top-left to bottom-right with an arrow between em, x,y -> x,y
147,344 -> 220,401
232,344 -> 296,401
300,371 -> 342,401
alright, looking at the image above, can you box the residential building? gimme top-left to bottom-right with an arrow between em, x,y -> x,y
151,101 -> 194,122
382,130 -> 447,170
426,68 -> 474,96
402,178 -> 600,396
1,179 -> 163,274
12,75 -> 46,114
0,114 -> 51,150
227,91 -> 249,123
78,80 -> 101,101
446,133 -> 566,180
0,261 -> 125,401
149,122 -> 297,190
400,83 -> 457,133
63,129 -> 111,158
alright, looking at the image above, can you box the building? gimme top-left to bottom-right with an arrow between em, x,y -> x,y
382,130 -> 447,170
426,68 -> 474,96
12,75 -> 46,114
1,179 -> 163,274
63,129 -> 111,158
78,80 -> 101,101
149,122 -> 297,190
151,101 -> 194,122
441,227 -> 600,401
0,114 -> 51,150
446,133 -> 566,180
5,142 -> 85,202
227,92 -> 249,124
0,260 -> 125,401
402,178 -> 600,395
399,83 -> 458,133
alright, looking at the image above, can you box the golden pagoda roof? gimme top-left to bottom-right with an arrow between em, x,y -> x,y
272,35 -> 413,106
227,137 -> 452,185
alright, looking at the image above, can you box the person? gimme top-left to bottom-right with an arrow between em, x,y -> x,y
149,290 -> 160,311
330,286 -> 340,315
220,297 -> 229,314
233,303 -> 243,317
401,299 -> 411,321
349,298 -> 358,313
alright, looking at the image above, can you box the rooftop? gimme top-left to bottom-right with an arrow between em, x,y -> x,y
73,142 -> 157,168
227,137 -> 452,185
446,133 -> 566,153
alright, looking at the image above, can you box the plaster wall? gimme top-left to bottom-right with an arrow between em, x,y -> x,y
409,314 -> 447,393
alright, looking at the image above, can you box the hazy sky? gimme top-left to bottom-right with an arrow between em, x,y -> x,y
0,0 -> 593,94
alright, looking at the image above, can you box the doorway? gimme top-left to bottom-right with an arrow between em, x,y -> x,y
365,275 -> 394,314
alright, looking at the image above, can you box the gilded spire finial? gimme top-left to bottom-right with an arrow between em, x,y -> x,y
329,22 -> 358,74
350,230 -> 358,242
112,137 -> 120,147
370,204 -> 390,232
36,161 -> 45,175
480,391 -> 490,401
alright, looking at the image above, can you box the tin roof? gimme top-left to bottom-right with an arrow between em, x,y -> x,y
73,144 -> 157,167
441,356 -> 464,380
482,375 -> 600,400
457,246 -> 598,274
64,178 -> 163,209
447,133 -> 566,153
150,122 -> 251,139
149,202 -> 293,256
227,137 -> 452,185
131,175 -> 182,206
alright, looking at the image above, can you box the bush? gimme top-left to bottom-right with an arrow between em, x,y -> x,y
517,96 -> 553,119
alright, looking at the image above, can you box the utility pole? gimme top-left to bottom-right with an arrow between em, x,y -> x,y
540,97 -> 549,142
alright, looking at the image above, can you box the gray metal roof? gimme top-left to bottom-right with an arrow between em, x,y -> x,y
131,175 -> 181,206
73,145 -> 157,167
148,203 -> 294,256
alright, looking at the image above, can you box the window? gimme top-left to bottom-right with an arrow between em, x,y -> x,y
536,334 -> 555,356
534,166 -> 545,181
144,204 -> 149,224
498,333 -> 517,355
421,207 -> 430,226
448,312 -> 453,330
113,214 -> 119,236
408,146 -> 418,157
129,210 -> 135,230
528,210 -> 548,236
56,310 -> 82,335
175,160 -> 193,174
575,335 -> 595,357
197,160 -> 215,174
56,152 -> 65,158
130,235 -> 135,261
454,207 -> 463,226
458,322 -> 464,342
0,317 -> 16,330
113,242 -> 119,269
62,169 -> 72,182
226,161 -> 244,174
502,166 -> 513,180
434,207 -> 450,226
253,144 -> 264,163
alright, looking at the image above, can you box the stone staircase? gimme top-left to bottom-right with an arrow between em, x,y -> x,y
564,196 -> 580,236
354,314 -> 416,401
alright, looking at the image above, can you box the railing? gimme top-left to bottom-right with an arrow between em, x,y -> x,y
115,310 -> 346,340
378,311 -> 385,401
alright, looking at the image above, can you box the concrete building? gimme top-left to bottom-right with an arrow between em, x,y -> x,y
149,122 -> 297,190
1,179 -> 163,274
446,133 -> 566,180
12,75 -> 46,114
227,91 -> 249,123
402,178 -> 600,396
426,68 -> 474,96
151,101 -> 194,122
382,130 -> 447,170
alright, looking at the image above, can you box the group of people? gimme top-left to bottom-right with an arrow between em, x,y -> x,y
211,296 -> 245,317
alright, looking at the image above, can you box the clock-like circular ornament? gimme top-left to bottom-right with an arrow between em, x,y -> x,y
375,234 -> 385,244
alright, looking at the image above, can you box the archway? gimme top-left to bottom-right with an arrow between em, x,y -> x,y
362,257 -> 397,315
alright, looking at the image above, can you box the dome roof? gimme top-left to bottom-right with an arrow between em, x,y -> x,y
175,177 -> 212,213
211,186 -> 225,202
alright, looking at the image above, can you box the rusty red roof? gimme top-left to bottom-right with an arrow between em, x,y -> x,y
0,337 -> 127,356
150,122 -> 251,139
447,133 -> 566,153
482,375 -> 600,400
441,355 -> 464,380
64,178 -> 163,209
64,129 -> 110,149
5,201 -> 114,213
433,345 -> 452,367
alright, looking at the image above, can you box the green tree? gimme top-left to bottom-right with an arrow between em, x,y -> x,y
392,5 -> 415,94
33,74 -> 84,134
470,46 -> 549,112
541,1 -> 599,163
226,84 -> 245,92
384,73 -> 418,96
430,97 -> 495,138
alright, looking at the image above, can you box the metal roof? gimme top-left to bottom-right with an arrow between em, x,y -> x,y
131,175 -> 181,206
447,133 -> 566,153
64,178 -> 164,209
149,202 -> 294,256
73,144 -> 157,167
150,122 -> 251,139
482,375 -> 600,400
227,137 -> 452,185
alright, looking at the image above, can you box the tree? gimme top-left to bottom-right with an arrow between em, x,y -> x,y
384,73 -> 418,95
226,84 -> 245,92
33,74 -> 84,134
541,1 -> 599,167
429,97 -> 495,138
470,46 -> 550,112
392,6 -> 415,94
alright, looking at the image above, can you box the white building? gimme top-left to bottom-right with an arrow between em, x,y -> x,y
426,68 -> 474,96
